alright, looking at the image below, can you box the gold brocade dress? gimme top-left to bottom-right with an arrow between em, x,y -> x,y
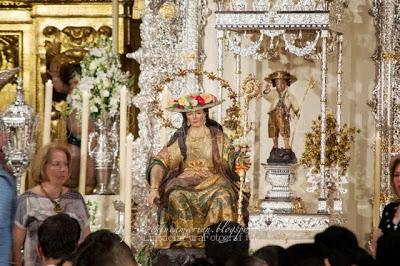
151,128 -> 238,248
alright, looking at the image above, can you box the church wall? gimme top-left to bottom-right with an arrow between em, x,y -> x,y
203,0 -> 376,247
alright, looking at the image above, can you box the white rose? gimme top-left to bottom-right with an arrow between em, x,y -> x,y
93,96 -> 102,104
90,48 -> 102,57
90,105 -> 98,113
78,82 -> 92,92
110,98 -> 118,106
89,61 -> 98,72
101,90 -> 110,98
103,79 -> 111,88
97,71 -> 107,80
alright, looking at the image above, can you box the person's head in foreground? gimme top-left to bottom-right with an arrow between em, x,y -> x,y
253,245 -> 285,266
204,221 -> 249,266
225,255 -> 269,266
73,229 -> 137,266
283,243 -> 328,266
314,225 -> 358,266
37,213 -> 81,266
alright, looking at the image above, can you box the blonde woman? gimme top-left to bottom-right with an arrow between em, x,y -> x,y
13,143 -> 90,266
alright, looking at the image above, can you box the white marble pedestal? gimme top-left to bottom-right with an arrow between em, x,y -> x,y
261,163 -> 298,213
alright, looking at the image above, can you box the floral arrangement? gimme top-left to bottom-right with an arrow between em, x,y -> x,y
300,113 -> 360,176
167,92 -> 219,112
69,37 -> 131,121
85,200 -> 100,231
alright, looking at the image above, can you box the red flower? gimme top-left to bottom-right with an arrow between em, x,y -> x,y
195,95 -> 205,105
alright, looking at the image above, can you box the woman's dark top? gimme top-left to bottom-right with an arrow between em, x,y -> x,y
379,201 -> 400,234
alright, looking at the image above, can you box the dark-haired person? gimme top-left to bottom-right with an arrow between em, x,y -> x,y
314,225 -> 358,266
225,255 -> 268,266
369,156 -> 400,256
147,92 -> 250,249
204,221 -> 249,266
73,230 -> 137,266
283,243 -> 328,266
253,245 -> 285,266
379,157 -> 400,234
37,214 -> 81,266
13,143 -> 90,266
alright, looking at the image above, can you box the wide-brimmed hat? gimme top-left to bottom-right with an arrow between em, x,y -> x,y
264,70 -> 297,85
166,92 -> 223,112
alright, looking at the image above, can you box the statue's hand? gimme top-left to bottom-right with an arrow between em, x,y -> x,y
263,81 -> 272,95
147,190 -> 160,206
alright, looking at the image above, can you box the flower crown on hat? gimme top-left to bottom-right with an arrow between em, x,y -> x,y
166,92 -> 222,112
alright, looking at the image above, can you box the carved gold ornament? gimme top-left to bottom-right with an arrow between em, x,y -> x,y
241,74 -> 262,102
382,51 -> 400,61
159,2 -> 177,20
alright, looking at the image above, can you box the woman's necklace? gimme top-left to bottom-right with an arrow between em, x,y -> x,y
188,126 -> 207,140
40,185 -> 64,213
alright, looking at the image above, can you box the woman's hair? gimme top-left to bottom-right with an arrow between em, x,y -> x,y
167,108 -> 223,159
32,142 -> 71,184
390,156 -> 400,195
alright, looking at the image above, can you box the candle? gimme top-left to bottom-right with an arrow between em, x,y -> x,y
112,0 -> 119,53
124,134 -> 133,245
372,133 -> 382,229
79,91 -> 89,195
119,86 -> 127,200
20,172 -> 26,194
42,80 -> 53,145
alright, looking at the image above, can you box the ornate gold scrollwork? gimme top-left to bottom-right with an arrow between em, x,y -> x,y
43,25 -> 112,63
0,34 -> 19,70
0,33 -> 21,112
382,51 -> 400,61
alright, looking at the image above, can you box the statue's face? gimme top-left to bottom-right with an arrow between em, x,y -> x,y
186,109 -> 206,127
275,78 -> 287,92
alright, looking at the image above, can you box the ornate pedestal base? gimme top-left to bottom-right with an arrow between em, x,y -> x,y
261,163 -> 298,213
248,212 -> 331,249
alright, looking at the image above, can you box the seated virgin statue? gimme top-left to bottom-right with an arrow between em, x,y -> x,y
147,92 -> 250,249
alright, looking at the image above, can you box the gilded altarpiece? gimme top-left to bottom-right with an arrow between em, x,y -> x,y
0,1 -> 139,203
0,0 -> 136,144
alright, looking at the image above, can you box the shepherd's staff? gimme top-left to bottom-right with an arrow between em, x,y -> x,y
290,78 -> 317,148
236,74 -> 260,225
